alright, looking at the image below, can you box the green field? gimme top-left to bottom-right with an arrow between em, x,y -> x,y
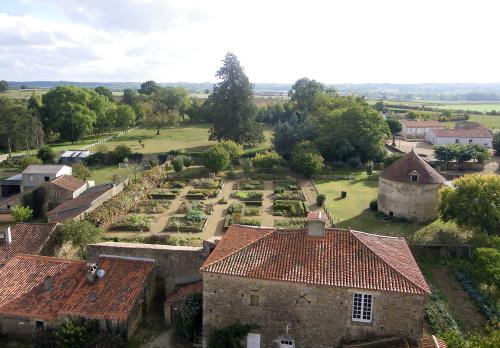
314,170 -> 463,239
0,89 -> 49,100
376,100 -> 500,112
443,114 -> 500,130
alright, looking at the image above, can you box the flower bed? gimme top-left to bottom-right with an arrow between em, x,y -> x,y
274,180 -> 301,192
176,201 -> 213,215
130,200 -> 170,214
191,178 -> 224,189
236,179 -> 264,190
232,191 -> 263,201
111,214 -> 156,232
149,189 -> 180,200
165,215 -> 207,233
272,199 -> 307,217
228,203 -> 260,216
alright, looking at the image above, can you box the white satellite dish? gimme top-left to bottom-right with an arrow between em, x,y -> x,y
97,269 -> 105,278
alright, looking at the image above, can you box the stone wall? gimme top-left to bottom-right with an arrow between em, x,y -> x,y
203,274 -> 426,348
377,177 -> 442,221
87,242 -> 210,294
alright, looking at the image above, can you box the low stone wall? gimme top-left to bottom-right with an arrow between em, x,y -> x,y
87,241 -> 211,294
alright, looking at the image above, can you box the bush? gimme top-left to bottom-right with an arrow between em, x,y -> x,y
19,155 -> 42,169
172,156 -> 184,174
369,199 -> 378,211
317,194 -> 326,207
290,146 -> 324,177
176,292 -> 203,341
111,144 -> 133,163
11,206 -> 33,222
208,323 -> 259,348
366,161 -> 374,176
253,151 -> 283,169
60,220 -> 102,257
72,162 -> 91,181
203,144 -> 231,173
37,146 -> 55,163
112,214 -> 155,232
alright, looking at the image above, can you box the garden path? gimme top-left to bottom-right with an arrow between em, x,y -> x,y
260,180 -> 277,227
149,185 -> 192,234
202,180 -> 235,237
301,180 -> 331,226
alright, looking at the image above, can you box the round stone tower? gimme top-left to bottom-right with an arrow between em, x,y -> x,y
377,150 -> 446,222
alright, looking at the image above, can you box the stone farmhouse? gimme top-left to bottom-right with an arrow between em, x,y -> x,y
44,175 -> 93,211
378,151 -> 447,222
426,127 -> 493,147
401,120 -> 444,138
0,254 -> 155,339
0,223 -> 58,267
201,218 -> 430,348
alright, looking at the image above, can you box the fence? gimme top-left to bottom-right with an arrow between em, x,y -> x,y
79,127 -> 138,151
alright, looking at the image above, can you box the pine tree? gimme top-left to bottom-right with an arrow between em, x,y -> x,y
209,53 -> 264,145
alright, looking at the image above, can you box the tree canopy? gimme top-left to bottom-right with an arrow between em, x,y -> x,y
209,53 -> 264,145
94,86 -> 113,101
0,80 -> 8,93
288,77 -> 325,113
139,80 -> 160,95
440,174 -> 500,235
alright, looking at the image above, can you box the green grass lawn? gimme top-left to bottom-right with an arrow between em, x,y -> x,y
443,114 -> 500,130
315,170 -> 463,239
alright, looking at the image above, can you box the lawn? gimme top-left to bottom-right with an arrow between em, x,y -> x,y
443,115 -> 500,130
314,170 -> 463,239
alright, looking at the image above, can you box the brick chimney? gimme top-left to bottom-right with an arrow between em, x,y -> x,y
86,263 -> 98,283
307,211 -> 327,237
1,227 -> 12,244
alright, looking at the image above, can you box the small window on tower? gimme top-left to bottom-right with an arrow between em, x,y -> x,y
411,174 -> 418,182
250,295 -> 260,306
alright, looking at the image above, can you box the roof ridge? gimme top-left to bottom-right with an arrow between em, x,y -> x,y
349,229 -> 404,240
13,254 -> 86,265
350,231 -> 430,294
201,228 -> 275,270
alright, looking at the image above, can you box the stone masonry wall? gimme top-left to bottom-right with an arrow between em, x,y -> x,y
203,274 -> 426,348
377,177 -> 442,221
87,242 -> 210,294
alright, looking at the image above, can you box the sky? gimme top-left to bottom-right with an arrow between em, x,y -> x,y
1,0 -> 499,84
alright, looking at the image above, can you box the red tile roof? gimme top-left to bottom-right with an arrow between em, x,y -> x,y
165,281 -> 203,304
402,120 -> 443,128
0,223 -> 58,266
60,256 -> 154,321
0,254 -> 154,321
420,335 -> 447,348
430,128 -> 492,138
380,151 -> 446,184
0,255 -> 85,320
202,225 -> 430,295
50,175 -> 85,192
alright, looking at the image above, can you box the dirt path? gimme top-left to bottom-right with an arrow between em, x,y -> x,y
430,267 -> 486,334
301,180 -> 331,226
149,186 -> 192,234
202,180 -> 235,237
260,180 -> 276,227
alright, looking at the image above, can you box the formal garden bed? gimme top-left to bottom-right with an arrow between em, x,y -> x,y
165,202 -> 208,232
228,202 -> 261,216
274,217 -> 307,228
232,191 -> 263,203
176,201 -> 213,215
224,214 -> 261,230
235,179 -> 264,190
186,188 -> 220,200
272,199 -> 307,217
161,179 -> 189,189
149,189 -> 180,200
130,200 -> 170,214
111,214 -> 156,232
191,178 -> 224,189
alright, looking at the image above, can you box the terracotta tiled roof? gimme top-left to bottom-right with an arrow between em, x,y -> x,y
430,128 -> 492,138
47,184 -> 113,222
0,255 -> 85,320
50,175 -> 85,192
202,225 -> 430,295
0,254 -> 154,322
0,223 -> 58,266
165,281 -> 203,304
380,151 -> 446,184
60,256 -> 154,321
402,120 -> 443,128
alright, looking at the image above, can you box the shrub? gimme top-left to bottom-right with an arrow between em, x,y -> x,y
369,199 -> 378,211
11,206 -> 33,222
317,194 -> 326,207
290,146 -> 324,177
112,214 -> 155,232
365,161 -> 374,176
37,145 -> 55,163
111,144 -> 133,163
172,156 -> 184,174
208,323 -> 259,348
54,320 -> 90,348
60,220 -> 102,257
19,155 -> 42,169
176,292 -> 203,341
219,140 -> 243,161
253,151 -> 283,169
203,144 -> 231,173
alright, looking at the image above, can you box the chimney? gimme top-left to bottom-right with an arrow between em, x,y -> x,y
44,276 -> 53,291
1,227 -> 12,244
86,263 -> 98,283
307,211 -> 327,237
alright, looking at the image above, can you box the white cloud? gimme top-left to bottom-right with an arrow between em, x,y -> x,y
1,0 -> 500,83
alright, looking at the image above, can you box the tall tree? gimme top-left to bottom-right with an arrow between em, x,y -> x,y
289,78 -> 325,113
94,86 -> 113,101
115,105 -> 136,131
139,80 -> 160,95
209,53 -> 264,145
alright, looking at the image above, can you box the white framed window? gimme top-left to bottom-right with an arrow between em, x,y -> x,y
352,293 -> 373,323
279,339 -> 294,347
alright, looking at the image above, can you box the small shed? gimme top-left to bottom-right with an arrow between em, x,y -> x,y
60,150 -> 91,164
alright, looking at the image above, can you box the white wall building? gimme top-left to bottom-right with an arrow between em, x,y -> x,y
401,120 -> 444,137
21,165 -> 72,192
427,128 -> 493,147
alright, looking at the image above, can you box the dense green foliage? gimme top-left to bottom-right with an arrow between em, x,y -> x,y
252,151 -> 283,169
289,141 -> 324,177
19,155 -> 43,169
493,133 -> 500,154
115,105 -> 136,131
138,80 -> 160,95
289,77 -> 325,112
434,144 -> 490,163
94,86 -> 113,101
209,53 -> 264,145
386,118 -> 402,134
60,220 -> 102,256
37,145 -> 55,163
440,174 -> 500,235
72,162 -> 91,181
11,206 -> 33,222
176,292 -> 203,341
0,80 -> 8,93
219,140 -> 243,161
203,144 -> 231,173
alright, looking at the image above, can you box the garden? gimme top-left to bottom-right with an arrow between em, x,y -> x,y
165,201 -> 211,233
272,180 -> 307,217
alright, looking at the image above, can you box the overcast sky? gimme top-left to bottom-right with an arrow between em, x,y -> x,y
1,0 -> 499,84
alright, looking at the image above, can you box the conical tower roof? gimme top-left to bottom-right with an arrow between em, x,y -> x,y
380,150 -> 446,184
